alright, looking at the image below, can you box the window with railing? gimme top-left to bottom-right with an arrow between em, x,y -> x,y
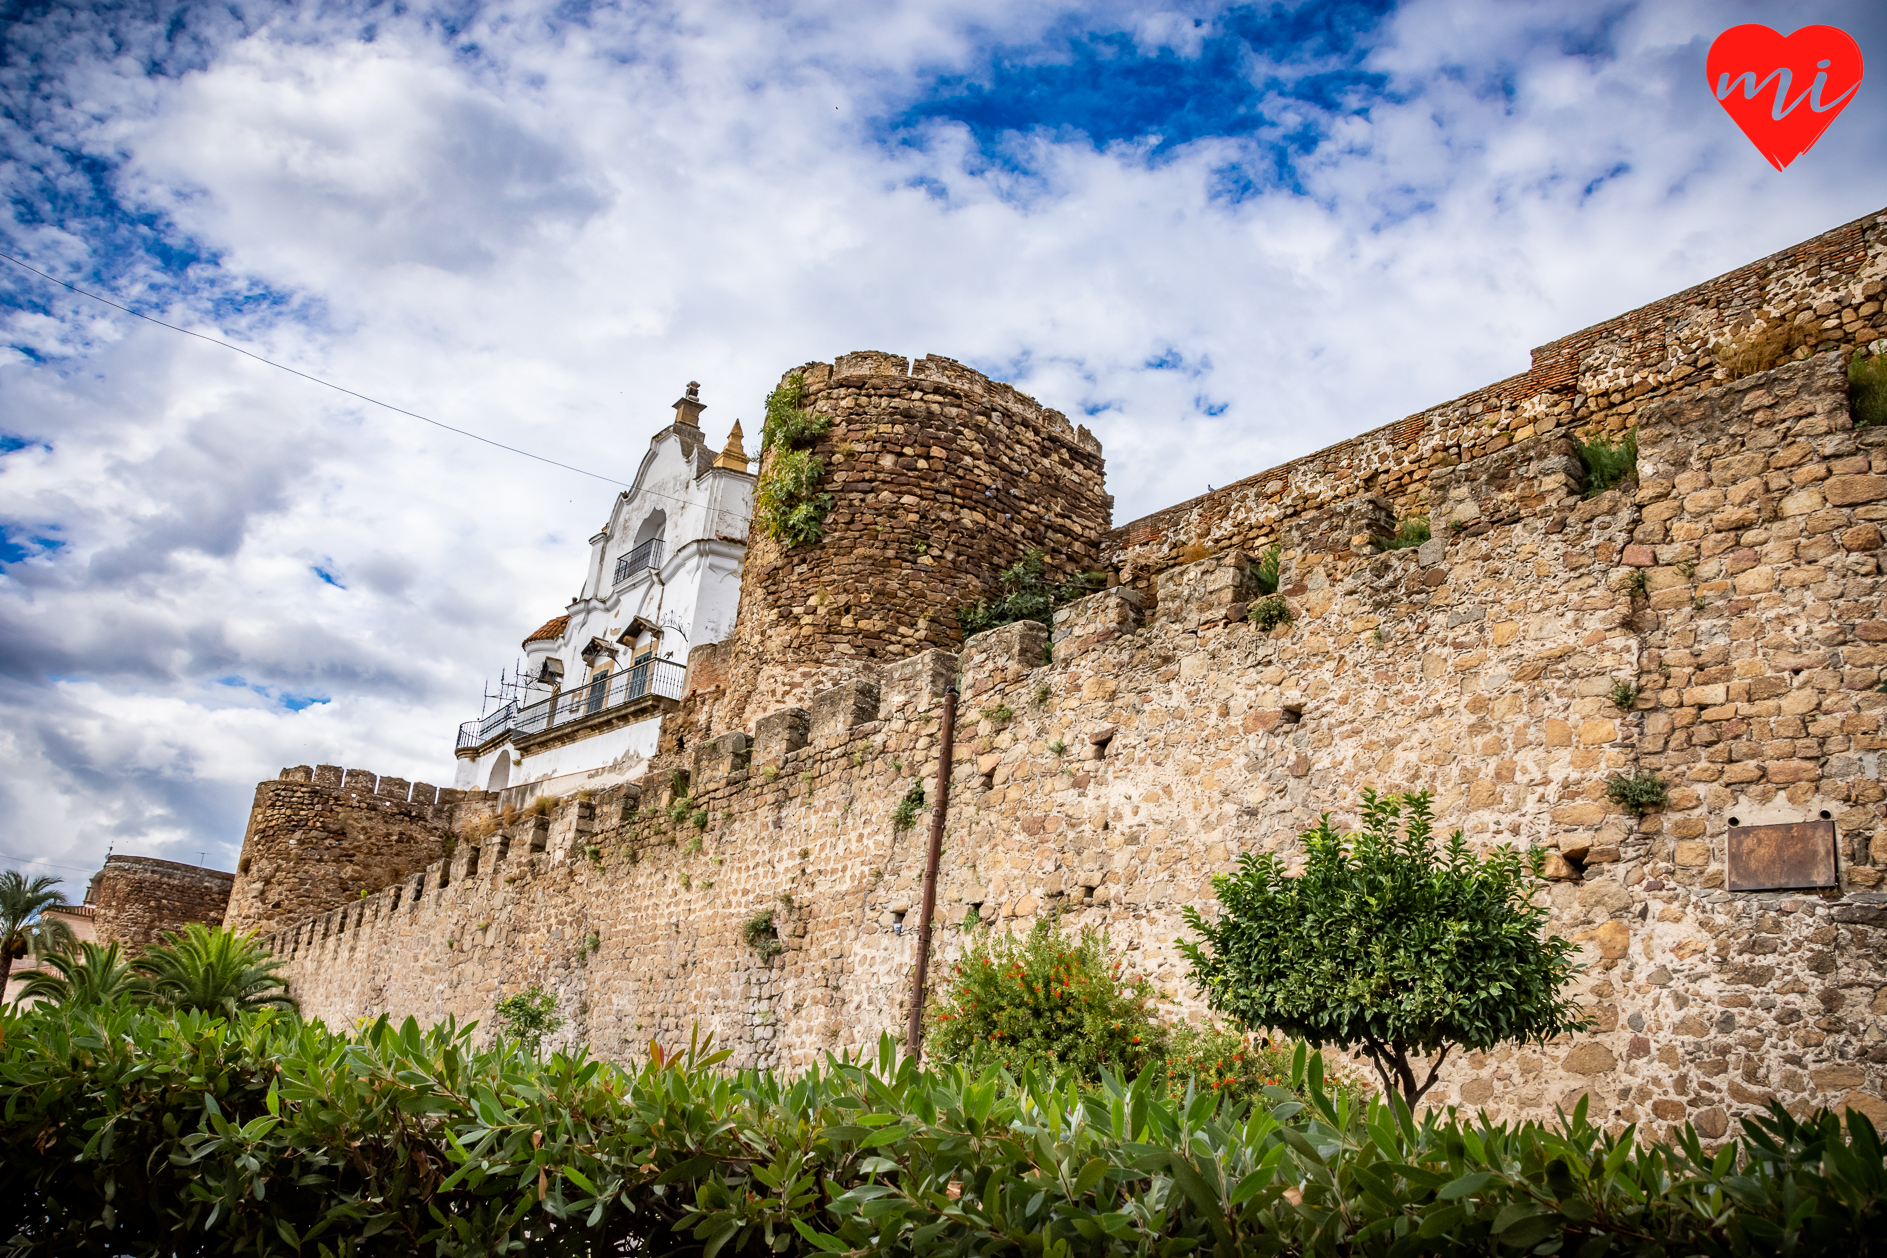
612,537 -> 663,586
459,657 -> 684,748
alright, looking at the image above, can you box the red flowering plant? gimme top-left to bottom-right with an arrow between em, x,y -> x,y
1158,1021 -> 1285,1106
924,916 -> 1166,1080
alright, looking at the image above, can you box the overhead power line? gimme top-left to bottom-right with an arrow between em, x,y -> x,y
0,250 -> 637,487
0,850 -> 101,876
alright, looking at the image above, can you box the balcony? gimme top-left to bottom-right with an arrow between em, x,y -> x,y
613,537 -> 663,586
457,701 -> 517,751
456,657 -> 685,752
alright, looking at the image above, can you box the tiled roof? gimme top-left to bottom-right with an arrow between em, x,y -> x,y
523,615 -> 571,645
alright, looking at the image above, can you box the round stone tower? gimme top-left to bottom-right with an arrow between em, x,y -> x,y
698,351 -> 1110,733
86,855 -> 236,948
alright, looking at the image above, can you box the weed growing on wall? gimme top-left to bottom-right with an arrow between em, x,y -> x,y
1607,770 -> 1669,815
1717,320 -> 1810,379
1374,517 -> 1430,550
1182,789 -> 1589,1107
1851,352 -> 1887,426
1249,595 -> 1292,631
492,984 -> 563,1053
1249,543 -> 1283,593
1576,428 -> 1639,497
742,908 -> 784,962
925,916 -> 1166,1080
754,373 -> 834,547
891,783 -> 925,832
958,548 -> 1104,636
1610,680 -> 1640,710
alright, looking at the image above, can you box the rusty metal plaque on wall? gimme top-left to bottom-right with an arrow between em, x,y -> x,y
1726,820 -> 1838,891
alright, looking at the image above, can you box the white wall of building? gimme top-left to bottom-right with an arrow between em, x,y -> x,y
454,385 -> 753,791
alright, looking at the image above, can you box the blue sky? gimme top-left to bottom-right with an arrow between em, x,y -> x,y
1,0 -> 1884,876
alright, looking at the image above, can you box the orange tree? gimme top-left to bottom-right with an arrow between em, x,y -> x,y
923,916 -> 1165,1079
1180,789 -> 1589,1109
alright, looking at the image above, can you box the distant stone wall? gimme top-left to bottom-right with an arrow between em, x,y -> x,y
89,856 -> 234,949
1107,206 -> 1887,597
223,765 -> 486,936
693,352 -> 1112,739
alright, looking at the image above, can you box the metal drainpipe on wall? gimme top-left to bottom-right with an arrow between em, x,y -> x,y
906,682 -> 959,1055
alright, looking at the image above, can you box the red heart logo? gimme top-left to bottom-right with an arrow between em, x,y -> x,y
1707,24 -> 1864,170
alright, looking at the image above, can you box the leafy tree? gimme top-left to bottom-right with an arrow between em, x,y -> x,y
1180,789 -> 1590,1108
134,923 -> 295,1016
16,940 -> 149,1008
0,871 -> 75,1001
492,984 -> 565,1053
958,549 -> 1105,637
925,916 -> 1165,1079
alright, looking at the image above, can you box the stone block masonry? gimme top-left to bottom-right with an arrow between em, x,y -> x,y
265,350 -> 1887,1140
224,765 -> 487,936
251,208 -> 1887,1141
1108,206 -> 1887,598
88,856 -> 235,949
691,352 -> 1112,740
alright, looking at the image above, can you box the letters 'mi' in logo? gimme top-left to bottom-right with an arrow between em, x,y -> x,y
1707,24 -> 1864,170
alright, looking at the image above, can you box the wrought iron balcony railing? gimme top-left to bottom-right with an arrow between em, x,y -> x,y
456,657 -> 683,751
612,538 -> 663,586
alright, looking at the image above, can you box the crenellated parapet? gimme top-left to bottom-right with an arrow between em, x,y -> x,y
224,764 -> 478,936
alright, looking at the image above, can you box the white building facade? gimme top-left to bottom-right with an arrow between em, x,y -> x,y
454,384 -> 753,800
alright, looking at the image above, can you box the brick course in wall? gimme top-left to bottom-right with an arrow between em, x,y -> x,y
89,856 -> 235,949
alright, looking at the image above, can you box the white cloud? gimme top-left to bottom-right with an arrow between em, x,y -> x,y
2,0 -> 1883,878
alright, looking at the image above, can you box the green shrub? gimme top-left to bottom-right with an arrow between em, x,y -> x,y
753,373 -> 835,547
1375,516 -> 1430,550
1158,1021 -> 1289,1107
1249,594 -> 1292,630
925,916 -> 1165,1079
1607,769 -> 1669,815
1610,679 -> 1640,710
1851,352 -> 1887,427
14,940 -> 148,1008
2,1004 -> 1883,1255
958,548 -> 1104,636
1182,789 -> 1588,1107
136,922 -> 294,1016
759,371 -> 831,449
491,984 -> 563,1053
1576,428 -> 1639,497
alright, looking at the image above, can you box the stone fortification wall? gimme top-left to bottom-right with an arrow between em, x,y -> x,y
265,351 -> 1887,1137
1107,206 -> 1887,596
224,765 -> 486,936
692,352 -> 1111,739
89,856 -> 235,948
